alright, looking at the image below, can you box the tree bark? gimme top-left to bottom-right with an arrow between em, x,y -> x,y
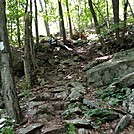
34,0 -> 39,45
24,1 -> 32,88
112,0 -> 120,41
40,0 -> 50,37
121,0 -> 128,46
88,0 -> 104,45
0,0 -> 24,123
128,1 -> 134,18
58,0 -> 66,43
66,0 -> 73,38
106,0 -> 110,28
16,0 -> 21,48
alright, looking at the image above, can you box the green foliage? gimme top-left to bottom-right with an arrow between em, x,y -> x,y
19,78 -> 31,91
68,123 -> 77,134
84,108 -> 119,127
6,0 -> 26,47
62,110 -> 76,120
18,78 -> 32,98
0,116 -> 15,134
97,87 -> 131,106
85,109 -> 111,118
1,127 -> 14,134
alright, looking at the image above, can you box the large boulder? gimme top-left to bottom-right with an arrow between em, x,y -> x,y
11,48 -> 24,77
86,48 -> 134,87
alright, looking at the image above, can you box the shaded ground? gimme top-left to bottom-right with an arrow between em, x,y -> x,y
15,35 -> 134,134
1,27 -> 134,133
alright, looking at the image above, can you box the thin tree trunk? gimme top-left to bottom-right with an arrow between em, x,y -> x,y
34,0 -> 39,45
24,0 -> 32,88
78,1 -> 81,31
43,0 -> 50,37
112,0 -> 120,41
128,1 -> 134,18
16,0 -> 21,48
66,0 -> 73,38
121,0 -> 128,46
106,0 -> 110,28
88,0 -> 104,45
29,0 -> 37,70
59,21 -> 63,37
16,17 -> 21,48
58,0 -> 66,43
92,2 -> 108,29
0,0 -> 24,123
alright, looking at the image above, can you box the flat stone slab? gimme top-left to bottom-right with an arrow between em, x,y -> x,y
64,119 -> 93,129
17,123 -> 43,134
42,126 -> 65,134
28,101 -> 45,109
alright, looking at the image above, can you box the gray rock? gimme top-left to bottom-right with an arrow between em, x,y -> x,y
38,103 -> 54,113
17,123 -> 43,134
26,109 -> 39,117
52,101 -> 66,110
53,91 -> 68,100
69,82 -> 84,88
61,59 -> 76,66
83,60 -> 100,71
64,119 -> 92,129
11,48 -> 24,77
78,128 -> 89,134
71,87 -> 86,94
69,82 -> 86,95
48,59 -> 55,66
67,90 -> 83,102
83,55 -> 112,71
115,114 -> 132,134
86,48 -> 134,87
62,107 -> 82,119
82,99 -> 99,108
42,126 -> 65,134
114,72 -> 134,88
28,101 -> 45,109
42,92 -> 51,100
51,87 -> 67,93
127,89 -> 134,114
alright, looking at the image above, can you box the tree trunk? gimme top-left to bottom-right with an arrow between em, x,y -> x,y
16,0 -> 21,48
16,17 -> 21,48
128,1 -> 134,18
42,0 -> 50,37
24,1 -> 32,88
30,0 -> 37,70
34,0 -> 39,45
0,0 -> 24,123
78,1 -> 81,31
106,0 -> 110,28
112,0 -> 120,41
66,0 -> 73,38
58,0 -> 66,43
88,0 -> 104,45
59,21 -> 63,37
121,0 -> 128,46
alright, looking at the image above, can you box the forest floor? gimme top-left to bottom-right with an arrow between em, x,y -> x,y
14,28 -> 134,134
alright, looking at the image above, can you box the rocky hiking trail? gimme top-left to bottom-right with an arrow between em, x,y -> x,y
13,39 -> 134,134
1,31 -> 134,134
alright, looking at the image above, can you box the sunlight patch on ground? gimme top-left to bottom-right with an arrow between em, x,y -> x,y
87,34 -> 98,40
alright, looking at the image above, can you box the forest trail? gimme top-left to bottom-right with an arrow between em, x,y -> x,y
15,42 -> 134,134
